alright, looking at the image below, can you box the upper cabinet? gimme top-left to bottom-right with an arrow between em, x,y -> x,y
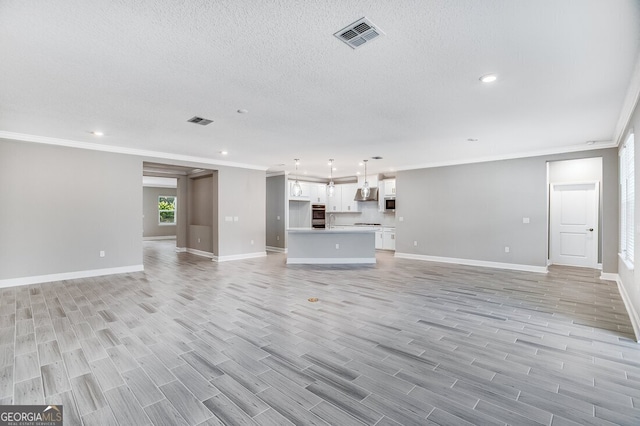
340,183 -> 359,213
309,183 -> 327,204
288,180 -> 310,200
326,183 -> 360,213
383,179 -> 396,197
289,180 -> 327,204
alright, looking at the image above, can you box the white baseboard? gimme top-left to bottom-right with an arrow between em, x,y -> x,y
186,248 -> 214,258
266,246 -> 287,253
213,252 -> 267,262
286,258 -> 376,265
143,236 -> 176,241
0,264 -> 145,289
609,273 -> 640,343
394,253 -> 548,274
175,247 -> 187,253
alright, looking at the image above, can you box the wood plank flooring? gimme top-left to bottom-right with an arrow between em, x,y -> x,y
1,240 -> 639,425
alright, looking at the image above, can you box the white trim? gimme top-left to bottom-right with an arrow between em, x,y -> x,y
213,252 -> 267,262
175,247 -> 187,253
186,248 -> 214,258
596,263 -> 603,270
396,142 -> 616,173
619,252 -> 635,271
0,131 -> 268,171
286,257 -> 376,264
0,264 -> 144,289
600,272 -> 619,282
144,236 -> 176,241
394,253 -> 548,274
266,246 -> 287,253
608,273 -> 640,343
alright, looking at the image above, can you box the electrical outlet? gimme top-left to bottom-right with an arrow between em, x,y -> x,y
198,238 -> 201,243
250,240 -> 254,245
276,235 -> 280,241
277,216 -> 281,220
99,250 -> 105,258
414,241 -> 418,246
504,246 -> 510,253
523,217 -> 530,224
335,243 -> 340,249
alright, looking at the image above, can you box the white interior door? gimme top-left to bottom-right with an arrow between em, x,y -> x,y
550,182 -> 599,268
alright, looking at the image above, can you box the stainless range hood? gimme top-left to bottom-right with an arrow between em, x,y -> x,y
354,187 -> 379,202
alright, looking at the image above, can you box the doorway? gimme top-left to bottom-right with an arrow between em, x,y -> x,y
548,158 -> 602,268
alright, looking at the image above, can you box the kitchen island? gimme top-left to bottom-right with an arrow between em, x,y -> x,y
287,228 -> 376,264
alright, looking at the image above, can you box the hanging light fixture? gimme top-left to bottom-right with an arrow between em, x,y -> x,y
361,159 -> 370,198
326,159 -> 335,197
292,159 -> 302,197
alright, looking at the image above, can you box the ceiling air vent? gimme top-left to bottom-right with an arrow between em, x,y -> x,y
334,17 -> 385,50
187,116 -> 213,126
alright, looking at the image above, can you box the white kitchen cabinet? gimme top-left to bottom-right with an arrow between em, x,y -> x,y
382,228 -> 396,250
289,180 -> 311,199
340,183 -> 359,212
375,231 -> 383,249
309,183 -> 327,204
383,179 -> 396,197
326,185 -> 342,212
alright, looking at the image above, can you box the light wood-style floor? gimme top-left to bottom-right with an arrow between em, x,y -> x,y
1,240 -> 640,425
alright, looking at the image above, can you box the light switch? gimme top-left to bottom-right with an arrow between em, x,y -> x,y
225,216 -> 233,222
234,216 -> 239,222
523,217 -> 530,224
277,216 -> 281,220
399,217 -> 404,222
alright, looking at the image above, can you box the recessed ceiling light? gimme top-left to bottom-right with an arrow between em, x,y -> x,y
480,74 -> 497,83
358,162 -> 364,166
91,131 -> 104,136
356,171 -> 361,175
220,151 -> 228,155
237,109 -> 248,114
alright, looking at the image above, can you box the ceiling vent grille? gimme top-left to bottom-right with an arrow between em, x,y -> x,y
187,116 -> 213,126
334,17 -> 384,50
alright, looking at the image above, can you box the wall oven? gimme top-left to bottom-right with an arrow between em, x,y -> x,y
384,197 -> 396,212
311,204 -> 325,228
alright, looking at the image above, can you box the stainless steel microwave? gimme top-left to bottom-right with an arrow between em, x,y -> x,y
384,198 -> 395,211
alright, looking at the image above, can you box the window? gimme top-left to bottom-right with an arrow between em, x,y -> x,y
620,132 -> 634,266
158,196 -> 177,225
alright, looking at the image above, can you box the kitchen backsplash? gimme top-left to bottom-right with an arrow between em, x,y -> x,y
332,202 -> 396,226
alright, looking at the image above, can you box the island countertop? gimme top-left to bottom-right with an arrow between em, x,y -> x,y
286,227 -> 376,264
287,227 -> 376,233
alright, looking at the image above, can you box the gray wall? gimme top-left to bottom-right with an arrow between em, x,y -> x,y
266,175 -> 286,249
0,138 -> 143,280
396,148 -> 618,272
217,167 -> 266,257
143,186 -> 177,238
187,175 -> 214,253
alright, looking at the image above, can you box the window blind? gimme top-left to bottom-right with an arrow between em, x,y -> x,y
620,132 -> 635,264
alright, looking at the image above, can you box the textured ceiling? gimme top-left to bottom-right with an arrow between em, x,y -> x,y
1,0 -> 640,178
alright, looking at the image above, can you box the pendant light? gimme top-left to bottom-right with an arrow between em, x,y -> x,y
326,159 -> 335,197
292,159 -> 302,197
361,159 -> 370,198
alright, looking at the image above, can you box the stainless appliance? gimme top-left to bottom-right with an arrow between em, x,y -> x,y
354,187 -> 379,201
384,197 -> 396,212
312,204 -> 325,228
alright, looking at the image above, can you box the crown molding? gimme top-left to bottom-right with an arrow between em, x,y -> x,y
395,141 -> 617,172
0,131 -> 269,171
